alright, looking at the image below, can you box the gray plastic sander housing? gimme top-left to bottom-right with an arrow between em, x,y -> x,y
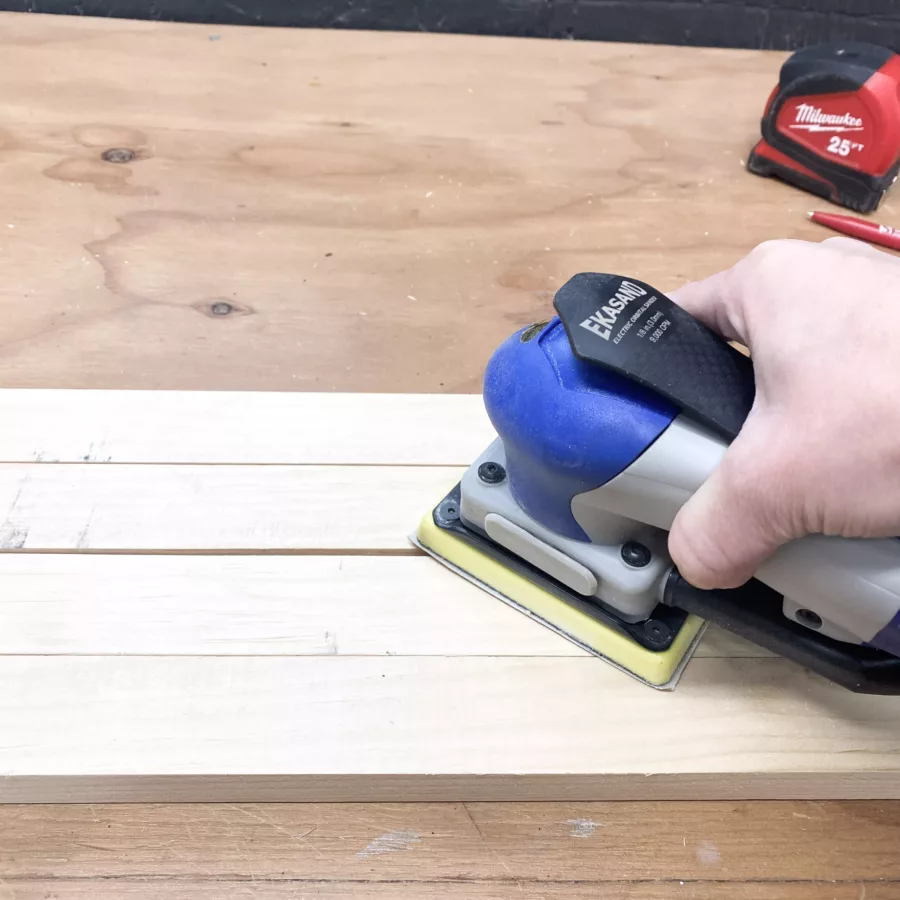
460,415 -> 900,647
461,440 -> 671,622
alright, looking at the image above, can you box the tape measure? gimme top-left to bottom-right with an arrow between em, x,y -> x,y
748,42 -> 900,213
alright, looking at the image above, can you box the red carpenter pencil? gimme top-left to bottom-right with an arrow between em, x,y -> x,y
808,210 -> 900,251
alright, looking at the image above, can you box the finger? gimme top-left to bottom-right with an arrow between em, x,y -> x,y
669,269 -> 748,345
667,428 -> 795,589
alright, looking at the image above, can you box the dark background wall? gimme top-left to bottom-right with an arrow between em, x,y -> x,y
3,0 -> 900,50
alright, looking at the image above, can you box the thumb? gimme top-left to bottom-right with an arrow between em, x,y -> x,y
669,270 -> 749,346
667,424 -> 795,589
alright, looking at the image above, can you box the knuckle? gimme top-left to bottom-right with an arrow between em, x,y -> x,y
742,238 -> 818,277
747,239 -> 789,266
821,235 -> 870,254
732,240 -> 792,290
822,235 -> 858,249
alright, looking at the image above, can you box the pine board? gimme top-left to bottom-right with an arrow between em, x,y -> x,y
0,553 -> 764,658
0,390 -> 493,465
0,462 -> 461,552
2,655 -> 900,801
0,390 -> 897,802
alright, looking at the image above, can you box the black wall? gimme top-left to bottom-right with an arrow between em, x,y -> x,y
4,0 -> 900,50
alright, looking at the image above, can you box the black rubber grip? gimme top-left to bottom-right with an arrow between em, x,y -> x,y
664,572 -> 900,695
553,273 -> 755,440
779,41 -> 891,93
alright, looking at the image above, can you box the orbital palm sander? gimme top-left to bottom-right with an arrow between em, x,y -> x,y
413,274 -> 900,693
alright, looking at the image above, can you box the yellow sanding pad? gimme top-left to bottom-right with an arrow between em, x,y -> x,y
413,512 -> 706,690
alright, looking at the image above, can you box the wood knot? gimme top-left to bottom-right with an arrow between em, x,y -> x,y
102,148 -> 136,164
194,298 -> 255,318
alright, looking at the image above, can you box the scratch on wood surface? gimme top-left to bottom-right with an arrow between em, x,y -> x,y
164,845 -> 215,877
356,829 -> 421,858
696,840 -> 721,866
72,841 -> 116,851
226,804 -> 322,857
461,803 -> 514,879
563,817 -> 607,838
76,507 -> 96,549
0,522 -> 27,550
80,438 -> 112,463
0,478 -> 28,549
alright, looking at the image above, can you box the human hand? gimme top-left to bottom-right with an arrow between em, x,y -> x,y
668,237 -> 900,589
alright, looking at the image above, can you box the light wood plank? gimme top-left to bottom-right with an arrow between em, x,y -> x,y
0,390 -> 493,465
0,463 -> 461,551
1,656 -> 899,801
4,801 -> 898,883
0,554 -> 763,658
0,553 -> 576,658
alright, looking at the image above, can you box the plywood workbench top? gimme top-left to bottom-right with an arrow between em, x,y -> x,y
0,9 -> 857,394
2,10 -> 900,899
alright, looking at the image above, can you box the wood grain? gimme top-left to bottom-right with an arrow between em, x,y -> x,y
0,553 -> 765,658
1,798 -> 895,882
0,12 -> 852,394
0,390 -> 494,464
3,655 -> 900,801
0,462 -> 460,551
0,801 -> 898,898
0,390 -> 894,801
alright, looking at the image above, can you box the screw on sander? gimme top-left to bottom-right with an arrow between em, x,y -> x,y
748,42 -> 900,213
477,462 -> 506,484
